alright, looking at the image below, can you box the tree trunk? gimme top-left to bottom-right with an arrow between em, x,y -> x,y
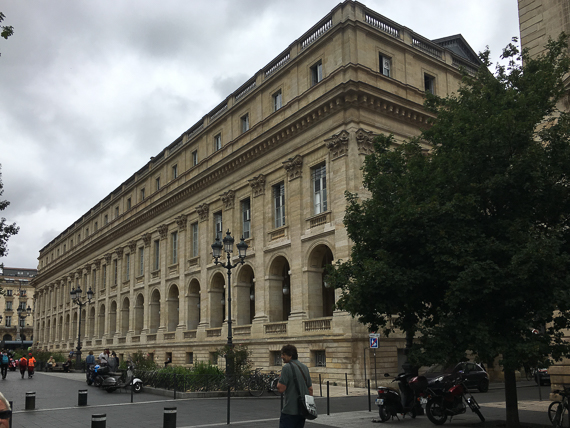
504,368 -> 520,428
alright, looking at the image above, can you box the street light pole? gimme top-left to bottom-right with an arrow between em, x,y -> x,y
211,230 -> 247,425
70,285 -> 93,368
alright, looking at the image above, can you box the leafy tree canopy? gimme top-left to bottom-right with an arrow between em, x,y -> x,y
327,35 -> 570,424
0,12 -> 13,57
0,166 -> 19,258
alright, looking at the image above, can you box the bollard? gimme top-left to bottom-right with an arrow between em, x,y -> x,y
91,413 -> 106,428
326,381 -> 330,416
164,407 -> 177,428
345,373 -> 348,395
78,389 -> 88,406
25,392 -> 35,411
319,374 -> 322,397
368,379 -> 371,412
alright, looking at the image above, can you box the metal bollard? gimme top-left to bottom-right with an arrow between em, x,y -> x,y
91,413 -> 106,428
326,381 -> 330,416
78,389 -> 88,406
25,392 -> 35,410
164,407 -> 177,428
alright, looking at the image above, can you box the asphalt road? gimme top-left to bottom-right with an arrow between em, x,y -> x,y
0,371 -> 554,428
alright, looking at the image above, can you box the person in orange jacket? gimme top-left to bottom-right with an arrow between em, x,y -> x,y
18,356 -> 27,379
27,353 -> 36,379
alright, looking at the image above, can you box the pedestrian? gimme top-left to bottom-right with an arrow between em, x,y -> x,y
0,391 -> 12,428
0,351 -> 8,380
98,348 -> 109,366
27,353 -> 36,378
85,350 -> 95,369
276,344 -> 313,428
19,355 -> 28,379
108,351 -> 119,372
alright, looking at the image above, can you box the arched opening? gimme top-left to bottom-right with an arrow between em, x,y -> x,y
72,312 -> 78,341
134,293 -> 144,335
187,279 -> 200,330
307,244 -> 335,318
81,308 -> 87,338
268,256 -> 291,322
2,334 -> 11,341
167,284 -> 179,332
109,301 -> 117,336
236,265 -> 255,325
210,272 -> 225,328
88,306 -> 96,338
58,316 -> 63,341
149,289 -> 161,333
121,297 -> 130,336
98,304 -> 106,339
64,313 -> 70,341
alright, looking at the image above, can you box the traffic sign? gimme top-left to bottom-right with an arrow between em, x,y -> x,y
369,333 -> 380,338
370,337 -> 378,348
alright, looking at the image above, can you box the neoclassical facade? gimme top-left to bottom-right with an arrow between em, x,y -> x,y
33,1 -> 479,385
0,267 -> 36,346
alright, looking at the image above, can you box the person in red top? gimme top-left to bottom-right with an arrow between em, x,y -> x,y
19,356 -> 27,379
27,353 -> 36,379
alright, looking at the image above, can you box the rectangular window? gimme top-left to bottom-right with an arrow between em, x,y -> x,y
311,61 -> 323,86
127,198 -> 131,210
85,227 -> 89,237
312,163 -> 327,215
241,114 -> 249,133
141,188 -> 146,201
63,244 -> 66,252
154,239 -> 160,271
125,253 -> 130,281
155,177 -> 161,191
272,351 -> 283,366
94,222 -> 98,232
92,270 -> 96,292
104,215 -> 108,225
214,134 -> 222,151
6,290 -> 11,297
113,260 -> 118,285
192,150 -> 198,166
424,73 -> 435,94
186,352 -> 194,364
172,164 -> 178,179
273,90 -> 282,112
139,247 -> 144,276
102,265 -> 107,288
191,222 -> 199,257
379,54 -> 391,77
273,182 -> 285,228
6,301 -> 12,311
242,199 -> 251,239
5,316 -> 11,327
315,350 -> 326,367
214,212 -> 223,240
115,206 -> 119,218
171,231 -> 178,264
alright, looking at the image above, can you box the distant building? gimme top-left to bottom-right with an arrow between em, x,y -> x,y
33,1 -> 479,384
0,267 -> 36,348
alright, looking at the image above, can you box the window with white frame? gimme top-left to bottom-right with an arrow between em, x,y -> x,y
241,114 -> 249,133
424,73 -> 435,94
273,90 -> 282,112
311,61 -> 323,86
312,163 -> 327,215
5,316 -> 11,327
192,150 -> 198,166
273,182 -> 285,228
156,177 -> 161,191
153,239 -> 160,271
214,212 -> 223,240
172,164 -> 178,179
171,231 -> 178,264
242,198 -> 251,239
5,301 -> 12,311
139,247 -> 144,276
191,222 -> 199,257
379,53 -> 391,77
214,134 -> 222,152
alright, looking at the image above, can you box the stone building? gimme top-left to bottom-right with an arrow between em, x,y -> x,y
0,267 -> 36,348
518,0 -> 570,390
32,1 -> 479,385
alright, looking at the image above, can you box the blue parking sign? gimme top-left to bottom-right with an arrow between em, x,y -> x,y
370,337 -> 378,348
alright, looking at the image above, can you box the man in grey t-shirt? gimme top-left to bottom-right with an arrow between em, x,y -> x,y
276,344 -> 313,428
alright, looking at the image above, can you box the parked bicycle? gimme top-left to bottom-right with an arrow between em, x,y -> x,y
549,386 -> 570,427
247,368 -> 281,396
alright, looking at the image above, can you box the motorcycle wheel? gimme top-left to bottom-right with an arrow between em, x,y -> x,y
94,376 -> 103,387
378,405 -> 390,422
134,382 -> 143,393
467,396 -> 485,422
426,400 -> 448,425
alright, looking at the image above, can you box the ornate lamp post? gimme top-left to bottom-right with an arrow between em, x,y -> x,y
70,284 -> 93,368
15,285 -> 32,343
211,230 -> 247,425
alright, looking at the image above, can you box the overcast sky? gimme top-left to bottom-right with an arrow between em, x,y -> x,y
0,0 -> 520,269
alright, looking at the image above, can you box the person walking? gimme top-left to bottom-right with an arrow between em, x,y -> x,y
276,344 -> 313,428
27,353 -> 36,378
19,355 -> 27,379
0,351 -> 8,380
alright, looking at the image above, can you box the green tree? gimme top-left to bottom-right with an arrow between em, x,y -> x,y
0,166 -> 19,258
0,12 -> 13,57
327,35 -> 570,427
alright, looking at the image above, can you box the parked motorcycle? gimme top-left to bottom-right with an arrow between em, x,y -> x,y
101,363 -> 143,393
87,364 -> 111,387
376,372 -> 428,422
424,373 -> 485,425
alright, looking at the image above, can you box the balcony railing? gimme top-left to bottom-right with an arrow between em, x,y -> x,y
234,326 -> 251,336
164,333 -> 175,341
147,334 -> 156,342
264,322 -> 287,334
304,317 -> 332,332
206,328 -> 222,337
184,330 -> 197,339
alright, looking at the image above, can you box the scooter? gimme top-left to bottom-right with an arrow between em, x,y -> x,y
87,364 -> 111,387
101,363 -> 143,393
375,372 -> 428,422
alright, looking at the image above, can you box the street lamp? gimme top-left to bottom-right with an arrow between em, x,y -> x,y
15,285 -> 32,343
70,284 -> 93,368
211,230 -> 247,425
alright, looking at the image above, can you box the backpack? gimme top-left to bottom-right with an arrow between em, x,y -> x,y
1,355 -> 7,364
